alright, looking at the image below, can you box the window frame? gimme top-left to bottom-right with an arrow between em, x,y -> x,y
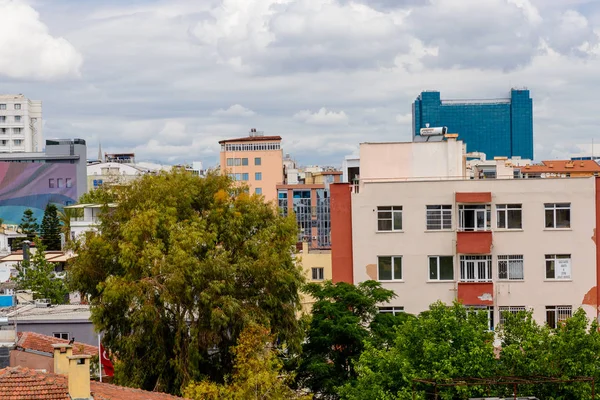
49,179 -> 55,188
458,204 -> 491,232
428,255 -> 454,281
496,204 -> 522,230
497,255 -> 524,280
66,178 -> 72,188
311,267 -> 324,281
14,115 -> 21,122
255,187 -> 262,195
546,305 -> 572,328
14,104 -> 21,110
379,306 -> 404,315
241,158 -> 248,166
377,206 -> 403,232
377,256 -> 402,281
498,306 -> 527,325
544,203 -> 571,229
426,205 -> 452,230
255,157 -> 261,166
53,332 -> 69,340
0,104 -> 5,110
466,306 -> 495,331
255,172 -> 262,181
545,254 -> 571,280
459,255 -> 492,282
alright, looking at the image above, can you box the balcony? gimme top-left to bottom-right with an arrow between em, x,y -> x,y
457,282 -> 493,306
456,231 -> 492,254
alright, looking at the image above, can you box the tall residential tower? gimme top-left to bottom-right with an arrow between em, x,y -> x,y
0,94 -> 43,153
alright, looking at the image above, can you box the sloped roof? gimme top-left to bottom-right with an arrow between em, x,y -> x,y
0,366 -> 185,400
16,331 -> 97,356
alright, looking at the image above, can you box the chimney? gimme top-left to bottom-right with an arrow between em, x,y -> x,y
67,354 -> 92,400
52,343 -> 73,374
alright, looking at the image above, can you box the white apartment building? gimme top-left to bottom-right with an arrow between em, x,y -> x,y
0,95 -> 42,152
331,136 -> 600,330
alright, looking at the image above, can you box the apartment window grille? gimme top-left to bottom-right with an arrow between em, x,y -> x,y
545,254 -> 571,280
546,305 -> 572,328
466,306 -> 494,331
544,203 -> 570,229
223,142 -> 281,151
496,204 -> 522,229
378,256 -> 402,281
379,306 -> 404,315
458,204 -> 491,231
498,255 -> 524,280
499,306 -> 527,325
460,255 -> 492,282
311,267 -> 324,281
377,206 -> 402,231
426,205 -> 452,230
428,256 -> 454,280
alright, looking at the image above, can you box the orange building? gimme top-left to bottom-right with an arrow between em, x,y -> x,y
219,129 -> 283,203
521,160 -> 600,178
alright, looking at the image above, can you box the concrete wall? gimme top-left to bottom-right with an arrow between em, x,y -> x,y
298,242 -> 332,313
351,177 -> 597,327
15,322 -> 97,346
10,350 -> 53,372
359,137 -> 465,183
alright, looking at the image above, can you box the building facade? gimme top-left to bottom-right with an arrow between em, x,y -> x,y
0,95 -> 42,153
412,89 -> 533,159
219,130 -> 283,203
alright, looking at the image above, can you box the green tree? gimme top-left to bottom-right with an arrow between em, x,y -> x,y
184,324 -> 312,400
57,207 -> 82,246
41,204 -> 62,250
13,209 -> 40,250
78,186 -> 118,204
295,280 -> 396,399
14,238 -> 68,304
68,170 -> 304,394
341,301 -> 497,400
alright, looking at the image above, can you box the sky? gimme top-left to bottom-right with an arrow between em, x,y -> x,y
1,0 -> 600,167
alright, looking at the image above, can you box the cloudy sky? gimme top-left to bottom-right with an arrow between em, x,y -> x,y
1,0 -> 599,167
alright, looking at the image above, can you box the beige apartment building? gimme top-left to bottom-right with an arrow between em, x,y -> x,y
332,136 -> 600,329
219,130 -> 283,203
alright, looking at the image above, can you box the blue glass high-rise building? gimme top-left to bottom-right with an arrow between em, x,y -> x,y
412,89 -> 533,159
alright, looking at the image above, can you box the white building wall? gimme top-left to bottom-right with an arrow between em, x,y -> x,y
0,95 -> 42,153
351,177 -> 597,327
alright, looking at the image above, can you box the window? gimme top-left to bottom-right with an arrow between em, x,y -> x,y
0,104 -> 5,110
466,306 -> 494,330
545,254 -> 571,280
0,140 -> 7,146
13,139 -> 22,146
255,187 -> 262,195
312,267 -> 324,280
546,306 -> 572,328
0,128 -> 6,134
545,203 -> 570,229
458,204 -> 491,231
255,172 -> 262,181
14,104 -> 21,110
496,204 -> 522,229
499,306 -> 526,325
53,332 -> 69,340
255,157 -> 261,166
241,158 -> 248,166
93,179 -> 103,187
57,178 -> 64,188
66,178 -> 72,188
49,179 -> 55,188
241,173 -> 249,181
460,255 -> 492,282
0,116 -> 5,123
378,256 -> 402,281
379,306 -> 404,315
14,116 -> 21,122
377,206 -> 402,231
428,256 -> 454,280
426,205 -> 452,230
226,158 -> 234,166
13,128 -> 22,134
498,255 -> 524,280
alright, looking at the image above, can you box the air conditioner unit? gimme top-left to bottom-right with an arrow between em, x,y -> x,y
35,299 -> 51,308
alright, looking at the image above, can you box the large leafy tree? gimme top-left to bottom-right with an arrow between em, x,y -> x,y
14,238 -> 68,304
295,280 -> 397,399
184,324 -> 311,400
41,204 -> 62,250
68,170 -> 304,394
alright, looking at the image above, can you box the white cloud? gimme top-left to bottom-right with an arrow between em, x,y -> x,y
0,0 -> 82,80
293,108 -> 349,125
212,104 -> 256,117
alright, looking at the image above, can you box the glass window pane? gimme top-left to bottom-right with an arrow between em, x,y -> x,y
393,257 -> 402,280
378,257 -> 392,280
556,209 -> 570,228
393,212 -> 402,230
546,309 -> 556,329
378,220 -> 392,231
429,257 -> 438,280
378,211 -> 392,219
507,210 -> 522,229
545,210 -> 554,228
546,260 -> 555,279
439,257 -> 453,280
497,210 -> 506,228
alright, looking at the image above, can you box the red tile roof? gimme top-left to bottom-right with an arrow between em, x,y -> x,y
218,135 -> 282,144
523,160 -> 600,173
16,331 -> 98,356
0,367 -> 185,400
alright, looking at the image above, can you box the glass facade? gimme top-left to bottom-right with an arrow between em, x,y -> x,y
413,89 -> 533,159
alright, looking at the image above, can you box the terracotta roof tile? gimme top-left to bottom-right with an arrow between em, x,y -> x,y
16,331 -> 98,356
524,159 -> 600,173
0,367 -> 186,400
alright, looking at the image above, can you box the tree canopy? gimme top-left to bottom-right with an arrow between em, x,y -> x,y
13,208 -> 39,250
68,170 -> 305,394
41,204 -> 62,250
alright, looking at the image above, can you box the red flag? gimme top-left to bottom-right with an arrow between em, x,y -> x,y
100,344 -> 114,377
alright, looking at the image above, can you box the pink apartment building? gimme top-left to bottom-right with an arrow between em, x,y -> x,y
219,130 -> 284,203
332,136 -> 600,329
